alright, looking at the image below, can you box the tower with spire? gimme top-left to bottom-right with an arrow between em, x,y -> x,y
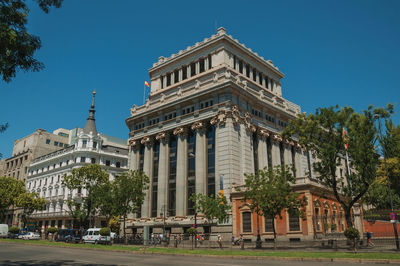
77,90 -> 102,151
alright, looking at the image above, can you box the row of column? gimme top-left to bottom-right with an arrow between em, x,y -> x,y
161,56 -> 211,88
255,131 -> 308,177
130,122 -> 210,218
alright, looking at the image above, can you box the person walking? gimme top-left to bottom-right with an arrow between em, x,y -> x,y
366,231 -> 374,247
231,235 -> 235,246
217,234 -> 223,249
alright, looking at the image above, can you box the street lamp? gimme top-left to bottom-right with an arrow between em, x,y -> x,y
375,114 -> 399,250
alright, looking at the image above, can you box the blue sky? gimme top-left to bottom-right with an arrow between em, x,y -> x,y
1,0 -> 399,158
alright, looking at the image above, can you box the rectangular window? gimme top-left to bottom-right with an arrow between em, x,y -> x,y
116,162 -> 120,168
91,158 -> 96,164
187,131 -> 196,215
253,69 -> 257,82
182,66 -> 187,80
59,142 -> 63,147
82,140 -> 87,148
190,62 -> 196,76
54,141 -> 58,146
80,157 -> 86,163
207,126 -> 215,197
166,73 -> 171,87
106,160 -> 110,166
208,54 -> 212,69
46,139 -> 51,144
93,142 -> 97,149
199,58 -> 205,73
174,70 -> 179,83
246,64 -> 250,78
239,60 -> 243,74
168,135 -> 177,216
288,208 -> 300,231
151,141 -> 160,217
264,214 -> 274,232
242,212 -> 252,232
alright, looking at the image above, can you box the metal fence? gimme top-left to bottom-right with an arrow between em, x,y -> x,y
110,232 -> 400,251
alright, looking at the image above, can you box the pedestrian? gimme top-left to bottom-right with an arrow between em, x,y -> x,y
366,231 -> 374,247
217,234 -> 222,249
231,235 -> 235,246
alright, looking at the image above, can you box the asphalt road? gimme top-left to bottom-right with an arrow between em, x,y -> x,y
0,242 -> 380,266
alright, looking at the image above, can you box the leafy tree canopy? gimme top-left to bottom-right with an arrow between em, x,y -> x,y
283,105 -> 384,227
0,176 -> 25,222
0,0 -> 63,82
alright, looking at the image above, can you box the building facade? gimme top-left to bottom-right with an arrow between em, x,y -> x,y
26,92 -> 129,230
0,128 -> 73,226
125,27 -> 340,239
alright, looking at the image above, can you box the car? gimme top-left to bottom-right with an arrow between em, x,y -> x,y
55,229 -> 83,243
22,232 -> 40,240
82,228 -> 111,245
17,231 -> 28,239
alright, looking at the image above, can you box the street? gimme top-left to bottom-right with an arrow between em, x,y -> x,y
0,242 -> 381,266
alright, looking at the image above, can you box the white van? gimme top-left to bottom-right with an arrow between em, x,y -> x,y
0,224 -> 8,238
82,228 -> 111,244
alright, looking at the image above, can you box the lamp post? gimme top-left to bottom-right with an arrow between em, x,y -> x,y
376,114 -> 399,250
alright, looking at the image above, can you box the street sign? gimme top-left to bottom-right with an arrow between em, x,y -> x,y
390,212 -> 397,220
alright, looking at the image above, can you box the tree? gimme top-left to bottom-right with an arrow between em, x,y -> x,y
241,166 -> 307,248
15,191 -> 45,227
363,158 -> 400,209
93,180 -> 116,224
190,192 -> 230,245
0,176 -> 25,222
62,164 -> 109,229
112,170 -> 149,243
1,0 -> 63,82
283,105 -> 381,228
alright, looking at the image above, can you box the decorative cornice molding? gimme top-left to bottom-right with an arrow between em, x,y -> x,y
173,127 -> 186,136
272,134 -> 283,143
155,132 -> 166,141
140,136 -> 151,146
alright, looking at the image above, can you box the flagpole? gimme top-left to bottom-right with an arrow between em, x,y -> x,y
143,83 -> 146,105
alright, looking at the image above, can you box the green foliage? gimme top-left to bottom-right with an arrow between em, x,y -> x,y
0,0 -> 63,82
283,105 -> 383,227
47,227 -> 58,234
0,176 -> 37,223
62,164 -> 110,229
9,226 -> 19,234
112,170 -> 149,240
15,192 -> 46,226
241,166 -> 307,242
190,193 -> 230,227
99,227 -> 110,236
108,216 -> 120,233
344,227 -> 360,240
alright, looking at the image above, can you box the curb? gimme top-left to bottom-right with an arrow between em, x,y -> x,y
1,241 -> 400,264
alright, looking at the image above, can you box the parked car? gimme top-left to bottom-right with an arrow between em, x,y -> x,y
82,228 -> 111,245
17,232 -> 28,239
0,224 -> 8,238
55,229 -> 83,243
22,232 -> 40,240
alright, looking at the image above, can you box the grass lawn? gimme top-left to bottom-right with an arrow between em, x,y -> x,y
1,239 -> 400,260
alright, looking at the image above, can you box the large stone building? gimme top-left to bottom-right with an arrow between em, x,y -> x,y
125,27 -> 349,240
26,92 -> 129,230
0,128 -> 73,226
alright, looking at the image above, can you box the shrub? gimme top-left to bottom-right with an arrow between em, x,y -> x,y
9,226 -> 20,234
99,227 -> 110,236
186,227 -> 197,236
47,227 -> 58,234
344,227 -> 360,240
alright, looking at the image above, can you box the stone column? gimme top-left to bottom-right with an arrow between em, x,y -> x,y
195,61 -> 200,75
163,75 -> 167,88
156,132 -> 168,217
174,127 -> 187,216
268,78 -> 272,90
187,65 -> 191,78
192,121 -> 206,195
235,58 -> 239,71
128,138 -> 139,170
271,134 -> 282,167
205,57 -> 209,71
284,140 -> 293,167
178,69 -> 183,81
294,144 -> 306,181
249,67 -> 253,80
171,72 -> 175,85
257,130 -> 269,170
243,63 -> 247,77
141,136 -> 153,218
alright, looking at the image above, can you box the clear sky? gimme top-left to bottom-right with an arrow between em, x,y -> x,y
1,0 -> 399,158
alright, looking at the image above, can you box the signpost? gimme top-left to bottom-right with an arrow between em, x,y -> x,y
390,212 -> 397,223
